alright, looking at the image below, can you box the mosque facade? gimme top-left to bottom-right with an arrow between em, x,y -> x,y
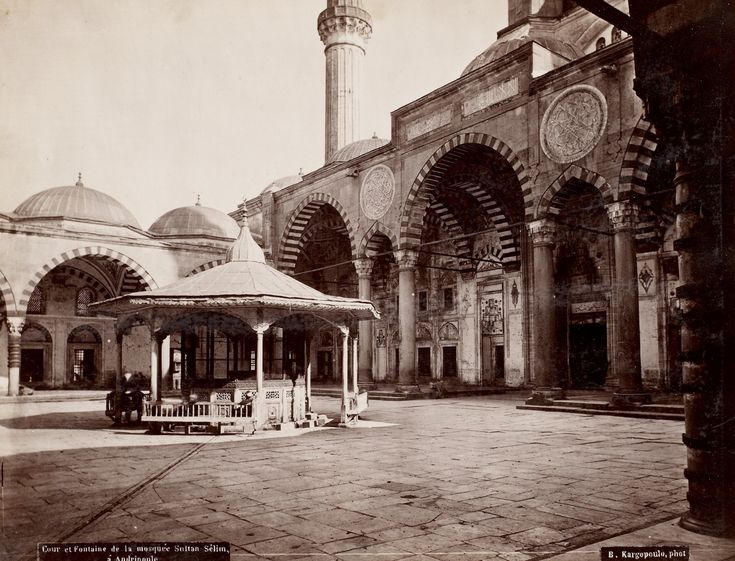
236,0 -> 677,403
1,0 -> 678,404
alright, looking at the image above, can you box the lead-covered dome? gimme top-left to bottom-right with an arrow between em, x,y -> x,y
328,135 -> 389,164
14,177 -> 141,229
149,203 -> 239,239
462,36 -> 584,76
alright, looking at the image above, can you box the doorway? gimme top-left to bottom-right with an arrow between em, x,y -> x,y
417,347 -> 431,378
21,349 -> 45,383
494,345 -> 505,383
569,321 -> 608,388
442,346 -> 457,378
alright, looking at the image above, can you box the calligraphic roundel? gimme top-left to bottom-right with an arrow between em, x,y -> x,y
360,164 -> 395,220
540,85 -> 608,164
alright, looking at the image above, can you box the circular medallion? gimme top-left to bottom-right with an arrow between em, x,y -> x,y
360,164 -> 395,220
540,85 -> 608,164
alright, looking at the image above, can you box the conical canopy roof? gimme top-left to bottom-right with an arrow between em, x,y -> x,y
91,217 -> 379,320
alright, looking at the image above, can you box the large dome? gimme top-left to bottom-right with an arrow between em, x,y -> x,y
14,178 -> 141,228
328,135 -> 389,164
149,203 -> 239,239
462,36 -> 584,76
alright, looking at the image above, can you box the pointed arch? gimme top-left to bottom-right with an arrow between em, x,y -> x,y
400,132 -> 530,250
186,259 -> 226,278
0,269 -> 18,317
535,165 -> 613,219
19,247 -> 158,315
618,117 -> 659,199
357,222 -> 398,258
278,193 -> 357,275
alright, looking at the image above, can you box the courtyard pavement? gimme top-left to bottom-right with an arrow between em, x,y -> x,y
1,395 -> 734,561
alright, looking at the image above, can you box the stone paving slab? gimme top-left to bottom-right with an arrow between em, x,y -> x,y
2,395 -> 733,561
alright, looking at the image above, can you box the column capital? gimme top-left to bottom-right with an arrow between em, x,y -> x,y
6,317 -> 25,337
253,322 -> 271,335
527,219 -> 557,247
337,324 -> 350,337
395,249 -> 419,271
353,258 -> 374,279
606,201 -> 640,232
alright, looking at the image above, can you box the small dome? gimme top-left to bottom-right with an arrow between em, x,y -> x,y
14,178 -> 141,229
462,36 -> 584,76
260,174 -> 303,195
149,204 -> 239,239
328,135 -> 389,164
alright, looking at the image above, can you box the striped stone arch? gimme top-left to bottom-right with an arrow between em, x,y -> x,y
535,165 -> 614,219
618,117 -> 659,198
0,270 -> 18,317
358,223 -> 398,258
53,265 -> 113,300
400,132 -> 530,249
278,193 -> 357,275
427,201 -> 473,260
19,247 -> 158,314
186,259 -> 225,277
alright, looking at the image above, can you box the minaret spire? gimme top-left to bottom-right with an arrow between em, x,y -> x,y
318,0 -> 372,163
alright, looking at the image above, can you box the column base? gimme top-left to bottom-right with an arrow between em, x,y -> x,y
680,511 -> 735,538
395,384 -> 422,395
610,391 -> 652,408
525,387 -> 565,405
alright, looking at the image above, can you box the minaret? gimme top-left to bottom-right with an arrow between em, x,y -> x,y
317,0 -> 372,163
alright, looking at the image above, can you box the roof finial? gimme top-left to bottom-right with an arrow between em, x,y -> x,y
195,193 -> 201,206
298,167 -> 304,177
372,131 -> 377,139
76,172 -> 84,187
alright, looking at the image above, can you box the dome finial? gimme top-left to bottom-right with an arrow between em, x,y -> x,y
226,212 -> 265,263
76,172 -> 84,187
298,167 -> 304,177
195,193 -> 201,206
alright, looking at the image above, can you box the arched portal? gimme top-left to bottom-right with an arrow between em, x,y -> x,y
282,196 -> 358,298
20,323 -> 52,385
20,250 -> 157,388
67,325 -> 102,383
278,194 -> 357,277
398,134 -> 527,386
357,224 -> 397,382
538,168 -> 614,389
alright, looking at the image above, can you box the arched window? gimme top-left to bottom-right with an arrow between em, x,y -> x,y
27,287 -> 46,315
596,37 -> 607,50
611,27 -> 623,43
75,287 -> 96,316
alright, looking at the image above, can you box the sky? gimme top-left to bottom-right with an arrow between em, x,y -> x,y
0,0 -> 507,229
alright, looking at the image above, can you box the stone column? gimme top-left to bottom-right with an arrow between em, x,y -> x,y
254,324 -> 270,398
673,158 -> 735,536
113,331 -> 124,423
526,219 -> 563,403
352,336 -> 359,394
340,328 -> 350,402
150,330 -> 162,403
607,201 -> 650,406
396,249 -> 419,391
6,317 -> 25,396
305,335 -> 313,412
354,258 -> 375,387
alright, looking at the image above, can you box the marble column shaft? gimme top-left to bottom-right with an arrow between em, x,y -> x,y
527,219 -> 559,394
607,201 -> 645,398
396,249 -> 418,386
354,258 -> 374,385
6,317 -> 25,397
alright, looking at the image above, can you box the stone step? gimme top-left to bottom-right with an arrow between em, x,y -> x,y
516,404 -> 684,421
